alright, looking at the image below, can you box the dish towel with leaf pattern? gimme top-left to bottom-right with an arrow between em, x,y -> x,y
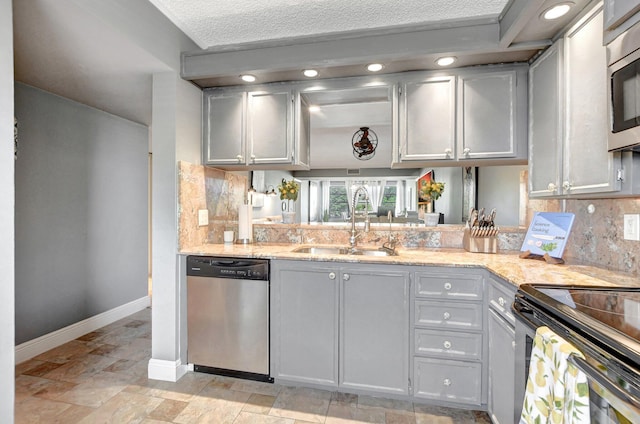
520,326 -> 590,423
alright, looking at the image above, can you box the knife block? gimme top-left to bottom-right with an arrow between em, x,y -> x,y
463,228 -> 498,254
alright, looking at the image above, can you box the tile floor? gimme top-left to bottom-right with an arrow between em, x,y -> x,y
15,308 -> 492,423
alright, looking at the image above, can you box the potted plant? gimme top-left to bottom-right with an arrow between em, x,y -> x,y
278,178 -> 299,223
419,179 -> 445,225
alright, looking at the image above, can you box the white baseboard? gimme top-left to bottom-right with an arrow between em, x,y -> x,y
15,296 -> 151,364
148,358 -> 188,382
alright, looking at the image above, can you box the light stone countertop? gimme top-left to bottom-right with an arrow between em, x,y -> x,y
180,243 -> 640,289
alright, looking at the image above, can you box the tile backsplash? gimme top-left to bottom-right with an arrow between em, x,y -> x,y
528,197 -> 640,275
178,162 -> 640,275
178,161 -> 247,249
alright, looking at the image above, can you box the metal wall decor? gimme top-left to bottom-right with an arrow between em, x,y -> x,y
351,127 -> 377,160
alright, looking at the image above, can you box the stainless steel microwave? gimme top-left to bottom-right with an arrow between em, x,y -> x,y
608,20 -> 640,151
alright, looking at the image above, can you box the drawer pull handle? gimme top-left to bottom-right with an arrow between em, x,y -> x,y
236,154 -> 243,162
443,312 -> 451,320
343,273 -> 350,281
443,341 -> 452,349
443,378 -> 452,386
328,272 -> 336,280
444,282 -> 452,290
498,297 -> 506,307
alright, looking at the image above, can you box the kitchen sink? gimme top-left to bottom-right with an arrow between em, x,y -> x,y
291,246 -> 350,255
291,246 -> 395,256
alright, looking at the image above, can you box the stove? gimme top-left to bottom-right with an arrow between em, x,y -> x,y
513,284 -> 640,423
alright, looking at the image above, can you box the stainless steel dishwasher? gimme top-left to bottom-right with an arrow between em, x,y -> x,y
186,256 -> 272,382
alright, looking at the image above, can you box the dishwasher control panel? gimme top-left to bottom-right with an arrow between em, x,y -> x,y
186,256 -> 269,280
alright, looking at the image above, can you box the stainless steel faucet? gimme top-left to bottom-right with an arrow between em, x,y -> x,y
381,210 -> 397,255
349,186 -> 370,249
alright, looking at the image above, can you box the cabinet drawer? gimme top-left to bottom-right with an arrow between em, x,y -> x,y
488,279 -> 516,326
413,357 -> 482,405
414,272 -> 483,301
414,300 -> 483,331
414,329 -> 482,361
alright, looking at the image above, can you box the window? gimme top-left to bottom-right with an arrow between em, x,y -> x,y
327,182 -> 348,221
381,184 -> 397,210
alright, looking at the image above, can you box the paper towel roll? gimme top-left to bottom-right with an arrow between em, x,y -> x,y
238,204 -> 252,242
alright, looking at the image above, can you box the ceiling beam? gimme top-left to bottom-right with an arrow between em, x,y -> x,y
498,0 -> 548,48
182,23 -> 506,79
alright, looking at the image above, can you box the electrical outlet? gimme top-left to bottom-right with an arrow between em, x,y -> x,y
624,214 -> 640,241
198,209 -> 209,227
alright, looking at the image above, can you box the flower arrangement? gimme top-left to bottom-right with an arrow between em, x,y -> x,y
420,179 -> 445,201
278,178 -> 299,201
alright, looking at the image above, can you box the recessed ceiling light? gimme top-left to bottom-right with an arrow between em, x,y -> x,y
367,63 -> 384,72
303,69 -> 319,78
241,74 -> 256,82
542,2 -> 573,20
308,105 -> 321,112
436,56 -> 457,67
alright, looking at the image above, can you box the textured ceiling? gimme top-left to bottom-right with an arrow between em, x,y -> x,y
148,0 -> 510,49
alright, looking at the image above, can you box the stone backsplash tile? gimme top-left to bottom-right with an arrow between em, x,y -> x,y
526,196 -> 640,275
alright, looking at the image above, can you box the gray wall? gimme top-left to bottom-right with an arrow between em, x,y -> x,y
478,165 -> 527,226
1,0 -> 15,418
14,83 -> 149,344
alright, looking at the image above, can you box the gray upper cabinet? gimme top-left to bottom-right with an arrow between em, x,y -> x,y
397,76 -> 456,162
340,268 -> 410,396
458,70 -> 523,160
393,65 -> 527,168
604,0 -> 640,43
202,91 -> 246,166
529,41 -> 564,197
564,6 -> 621,195
203,86 -> 310,170
529,5 -> 622,198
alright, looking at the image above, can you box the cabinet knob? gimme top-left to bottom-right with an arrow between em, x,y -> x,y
563,181 -> 571,191
463,148 -> 471,156
343,273 -> 350,281
444,282 -> 452,291
328,272 -> 336,280
236,154 -> 243,162
444,148 -> 452,157
443,312 -> 451,320
547,183 -> 557,192
443,340 -> 452,349
498,297 -> 506,307
443,378 -> 452,386
250,154 -> 256,162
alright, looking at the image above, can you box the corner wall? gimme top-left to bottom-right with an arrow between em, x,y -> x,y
0,0 -> 15,418
14,83 -> 149,345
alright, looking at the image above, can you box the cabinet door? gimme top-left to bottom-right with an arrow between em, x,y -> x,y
340,268 -> 410,395
488,309 -> 516,424
248,89 -> 292,164
564,7 -> 622,195
203,91 -> 245,165
604,0 -> 640,30
399,77 -> 456,162
529,41 -> 564,197
271,262 -> 339,386
458,71 -> 519,159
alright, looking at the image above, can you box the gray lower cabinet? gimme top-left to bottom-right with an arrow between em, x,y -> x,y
486,276 -> 517,424
270,261 -> 339,386
412,269 -> 485,407
340,268 -> 410,395
270,260 -> 409,395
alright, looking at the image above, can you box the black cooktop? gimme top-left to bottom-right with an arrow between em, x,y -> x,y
518,284 -> 640,368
